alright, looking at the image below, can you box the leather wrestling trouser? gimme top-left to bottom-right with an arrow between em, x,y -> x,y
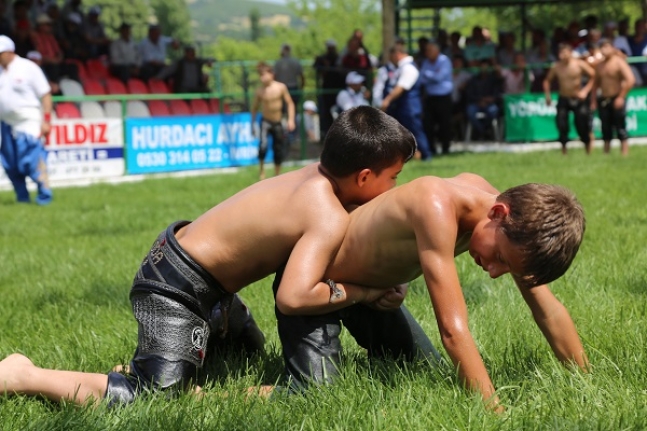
105,221 -> 265,406
272,266 -> 442,392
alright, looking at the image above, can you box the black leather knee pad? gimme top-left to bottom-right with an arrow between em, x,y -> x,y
105,371 -> 138,407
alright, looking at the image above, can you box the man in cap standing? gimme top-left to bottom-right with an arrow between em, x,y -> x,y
0,35 -> 53,204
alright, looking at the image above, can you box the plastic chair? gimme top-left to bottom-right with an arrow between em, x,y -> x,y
464,112 -> 502,143
105,77 -> 128,95
208,98 -> 231,114
169,99 -> 191,116
147,100 -> 171,116
59,78 -> 85,97
80,101 -> 105,119
103,101 -> 122,118
148,78 -> 170,94
126,101 -> 151,118
82,78 -> 106,95
65,58 -> 88,81
127,78 -> 149,95
189,99 -> 211,115
85,59 -> 110,80
55,102 -> 81,119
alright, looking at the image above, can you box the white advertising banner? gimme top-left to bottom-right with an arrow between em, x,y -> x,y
0,118 -> 125,189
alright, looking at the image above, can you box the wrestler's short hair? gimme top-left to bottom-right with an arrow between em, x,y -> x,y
557,43 -> 573,52
496,183 -> 585,288
256,61 -> 273,74
320,106 -> 417,177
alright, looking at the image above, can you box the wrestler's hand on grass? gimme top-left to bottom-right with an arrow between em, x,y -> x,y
366,284 -> 408,311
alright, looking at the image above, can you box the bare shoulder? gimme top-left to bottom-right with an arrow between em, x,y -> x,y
448,172 -> 499,194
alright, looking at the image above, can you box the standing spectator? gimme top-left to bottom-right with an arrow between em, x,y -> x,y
603,21 -> 631,56
380,43 -> 432,160
335,71 -> 369,112
301,100 -> 319,143
413,36 -> 428,68
451,55 -> 471,139
340,36 -> 372,79
543,43 -> 595,155
371,57 -> 396,108
138,24 -> 178,82
59,12 -> 88,61
0,0 -> 12,36
274,43 -> 304,108
0,35 -> 53,204
159,45 -> 212,94
464,59 -> 502,141
32,13 -> 73,83
250,62 -> 295,180
499,52 -> 533,95
109,23 -> 140,83
444,31 -> 464,59
419,39 -> 453,154
630,19 -> 647,82
313,38 -> 344,139
83,6 -> 109,59
591,39 -> 635,156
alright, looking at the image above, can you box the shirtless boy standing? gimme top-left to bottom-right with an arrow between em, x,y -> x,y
251,62 -> 296,180
0,106 -> 420,406
591,39 -> 636,156
276,173 -> 587,410
544,43 -> 596,155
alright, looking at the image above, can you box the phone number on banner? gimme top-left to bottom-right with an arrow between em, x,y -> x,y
135,148 -> 226,168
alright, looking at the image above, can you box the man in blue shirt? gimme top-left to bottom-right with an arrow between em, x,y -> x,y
420,39 -> 454,154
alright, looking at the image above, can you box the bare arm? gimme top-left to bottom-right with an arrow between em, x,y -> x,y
282,85 -> 296,132
517,283 -> 589,371
381,85 -> 404,111
543,66 -> 556,105
618,58 -> 636,99
578,61 -> 596,99
40,93 -> 52,137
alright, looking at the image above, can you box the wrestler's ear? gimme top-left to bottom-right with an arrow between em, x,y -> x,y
355,168 -> 372,187
487,202 -> 510,221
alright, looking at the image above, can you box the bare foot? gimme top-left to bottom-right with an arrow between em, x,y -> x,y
246,385 -> 274,399
0,354 -> 34,394
111,364 -> 130,373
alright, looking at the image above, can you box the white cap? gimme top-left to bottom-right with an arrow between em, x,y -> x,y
345,71 -> 365,85
325,39 -> 336,47
27,50 -> 42,61
67,12 -> 82,25
303,100 -> 317,112
0,35 -> 15,53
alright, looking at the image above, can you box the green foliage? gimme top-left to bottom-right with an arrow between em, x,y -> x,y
250,7 -> 263,42
84,0 -> 151,41
1,146 -> 647,429
149,0 -> 194,44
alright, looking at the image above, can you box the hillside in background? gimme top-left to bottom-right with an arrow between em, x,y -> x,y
187,0 -> 300,43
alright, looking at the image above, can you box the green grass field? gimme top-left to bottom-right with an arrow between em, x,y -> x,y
1,146 -> 646,430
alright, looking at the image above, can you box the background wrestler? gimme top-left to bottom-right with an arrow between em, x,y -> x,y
250,62 -> 295,180
0,107 -> 422,406
543,44 -> 596,155
591,39 -> 635,156
273,173 -> 587,412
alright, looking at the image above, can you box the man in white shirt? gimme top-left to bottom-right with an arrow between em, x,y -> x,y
109,23 -> 141,83
0,35 -> 53,205
335,71 -> 369,112
139,24 -> 179,81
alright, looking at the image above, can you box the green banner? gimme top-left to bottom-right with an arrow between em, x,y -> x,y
504,90 -> 647,142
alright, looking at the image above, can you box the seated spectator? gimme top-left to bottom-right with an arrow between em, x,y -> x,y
139,23 -> 179,81
498,52 -> 533,94
0,0 -> 12,37
301,100 -> 319,143
527,39 -> 555,92
45,1 -> 65,42
158,45 -> 213,93
109,22 -> 141,83
335,71 -> 369,112
83,6 -> 109,59
60,0 -> 83,25
464,59 -> 502,139
33,13 -> 76,83
463,26 -> 495,66
59,12 -> 88,60
11,0 -> 29,32
496,31 -> 517,66
12,18 -> 34,57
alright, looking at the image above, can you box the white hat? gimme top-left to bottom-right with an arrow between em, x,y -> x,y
325,39 -> 336,47
27,50 -> 42,61
345,71 -> 365,85
0,35 -> 15,53
67,12 -> 82,25
303,100 -> 317,112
